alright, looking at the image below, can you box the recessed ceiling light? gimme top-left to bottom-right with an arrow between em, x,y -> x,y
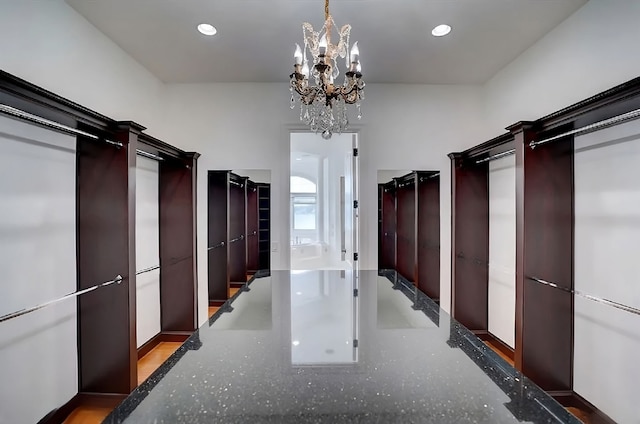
197,23 -> 217,36
292,340 -> 300,346
431,24 -> 452,37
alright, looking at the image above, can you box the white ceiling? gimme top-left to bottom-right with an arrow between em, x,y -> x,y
65,0 -> 587,84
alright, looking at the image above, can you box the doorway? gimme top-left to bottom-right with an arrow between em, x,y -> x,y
289,132 -> 359,270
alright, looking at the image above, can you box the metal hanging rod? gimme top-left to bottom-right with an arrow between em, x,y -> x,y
230,180 -> 244,188
208,241 -> 225,250
475,149 -> 515,164
136,265 -> 160,275
531,107 -> 640,148
136,149 -> 164,161
0,275 -> 123,324
527,276 -> 640,316
419,173 -> 440,182
229,235 -> 245,243
105,139 -> 124,148
0,103 -> 123,147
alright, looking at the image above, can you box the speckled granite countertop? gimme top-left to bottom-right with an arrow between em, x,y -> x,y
105,270 -> 579,423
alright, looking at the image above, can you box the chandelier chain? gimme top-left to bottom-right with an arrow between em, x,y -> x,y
325,0 -> 330,20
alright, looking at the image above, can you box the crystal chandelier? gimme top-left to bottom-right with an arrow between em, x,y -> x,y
289,0 -> 365,139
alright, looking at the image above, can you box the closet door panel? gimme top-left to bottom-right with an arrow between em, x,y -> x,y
208,172 -> 229,302
159,158 -> 198,332
521,137 -> 573,392
417,176 -> 440,300
396,184 -> 416,282
452,163 -> 488,332
228,181 -> 246,283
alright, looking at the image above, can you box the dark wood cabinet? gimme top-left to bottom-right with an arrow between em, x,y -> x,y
378,171 -> 440,302
208,171 -> 270,304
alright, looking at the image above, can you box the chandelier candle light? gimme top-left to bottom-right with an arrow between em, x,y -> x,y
289,0 -> 365,139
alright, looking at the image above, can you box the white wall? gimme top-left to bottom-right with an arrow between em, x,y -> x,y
233,169 -> 272,184
484,0 -> 640,134
163,83 -> 487,321
0,116 -> 77,424
0,0 -> 167,137
574,120 -> 640,424
488,156 -> 516,348
377,170 -> 412,184
135,157 -> 161,347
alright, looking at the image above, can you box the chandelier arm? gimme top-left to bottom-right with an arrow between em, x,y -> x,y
301,88 -> 320,105
337,85 -> 360,99
292,83 -> 313,97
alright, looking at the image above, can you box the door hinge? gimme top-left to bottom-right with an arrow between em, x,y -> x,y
353,200 -> 359,209
353,252 -> 359,261
353,339 -> 359,348
353,288 -> 359,297
353,148 -> 358,157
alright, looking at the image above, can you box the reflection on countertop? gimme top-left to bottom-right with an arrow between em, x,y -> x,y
106,270 -> 580,424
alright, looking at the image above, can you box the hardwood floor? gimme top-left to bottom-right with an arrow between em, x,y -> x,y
483,340 -> 514,366
567,407 -> 590,423
209,306 -> 220,318
137,342 -> 182,385
63,342 -> 182,424
63,405 -> 113,424
229,287 -> 239,298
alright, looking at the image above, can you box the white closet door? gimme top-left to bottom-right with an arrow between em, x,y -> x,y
574,120 -> 640,424
488,155 -> 516,348
136,156 -> 161,347
0,115 -> 77,423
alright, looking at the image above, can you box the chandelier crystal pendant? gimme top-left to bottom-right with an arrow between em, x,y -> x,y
289,0 -> 365,139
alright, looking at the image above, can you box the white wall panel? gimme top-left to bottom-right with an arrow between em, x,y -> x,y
488,155 -> 516,348
135,157 -> 161,347
574,120 -> 640,424
0,116 -> 77,424
485,1 -> 640,134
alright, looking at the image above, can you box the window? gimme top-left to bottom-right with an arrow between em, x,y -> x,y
291,176 -> 318,244
293,195 -> 316,230
291,176 -> 316,193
